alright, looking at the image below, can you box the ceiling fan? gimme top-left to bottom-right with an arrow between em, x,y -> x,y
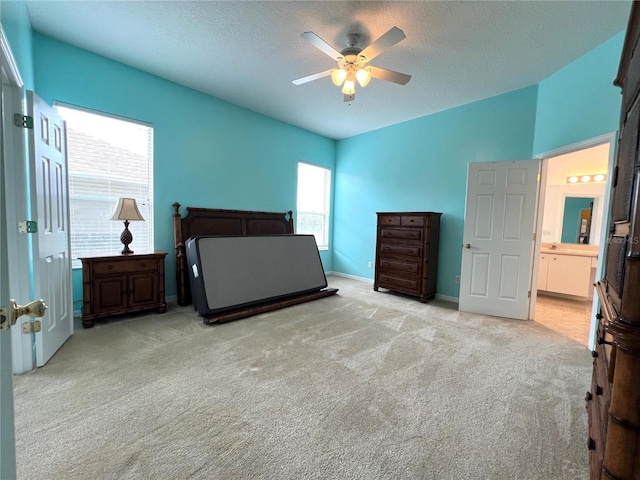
292,26 -> 412,103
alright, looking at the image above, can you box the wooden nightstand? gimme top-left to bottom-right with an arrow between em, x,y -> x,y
80,252 -> 167,328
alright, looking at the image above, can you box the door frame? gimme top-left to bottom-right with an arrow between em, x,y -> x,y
532,132 -> 617,350
1,26 -> 34,374
1,23 -> 23,479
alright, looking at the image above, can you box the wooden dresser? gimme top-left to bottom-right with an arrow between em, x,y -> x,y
588,4 -> 640,478
373,212 -> 441,302
80,252 -> 167,328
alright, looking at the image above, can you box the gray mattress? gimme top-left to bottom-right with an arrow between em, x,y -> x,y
186,234 -> 328,316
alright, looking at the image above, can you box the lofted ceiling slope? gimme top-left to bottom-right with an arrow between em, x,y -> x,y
24,1 -> 631,140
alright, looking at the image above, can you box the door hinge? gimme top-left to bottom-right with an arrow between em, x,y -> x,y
528,290 -> 531,298
13,114 -> 34,129
22,320 -> 42,334
533,233 -> 536,241
18,220 -> 38,233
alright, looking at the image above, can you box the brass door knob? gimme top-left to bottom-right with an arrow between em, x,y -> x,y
464,244 -> 471,249
0,299 -> 49,329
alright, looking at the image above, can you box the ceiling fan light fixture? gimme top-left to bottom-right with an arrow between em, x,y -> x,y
342,79 -> 356,95
356,67 -> 371,87
331,68 -> 347,86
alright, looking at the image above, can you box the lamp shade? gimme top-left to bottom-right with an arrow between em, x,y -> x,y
110,198 -> 145,222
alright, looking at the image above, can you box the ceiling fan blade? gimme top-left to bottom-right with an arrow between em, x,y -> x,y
292,69 -> 333,85
359,26 -> 406,62
301,32 -> 343,61
344,93 -> 355,103
369,66 -> 412,85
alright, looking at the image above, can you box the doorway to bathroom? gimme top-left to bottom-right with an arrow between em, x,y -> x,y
532,138 -> 615,348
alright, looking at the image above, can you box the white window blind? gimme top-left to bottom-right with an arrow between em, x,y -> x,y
54,104 -> 154,266
296,162 -> 331,250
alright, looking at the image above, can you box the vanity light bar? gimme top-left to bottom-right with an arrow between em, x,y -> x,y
566,173 -> 606,184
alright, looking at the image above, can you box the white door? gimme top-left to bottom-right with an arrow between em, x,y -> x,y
4,82 -> 35,374
459,160 -> 540,320
27,91 -> 73,366
1,65 -> 18,479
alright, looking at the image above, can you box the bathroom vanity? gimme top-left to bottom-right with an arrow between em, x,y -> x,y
537,245 -> 597,298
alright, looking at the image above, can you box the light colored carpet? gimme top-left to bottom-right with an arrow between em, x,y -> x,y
13,275 -> 591,480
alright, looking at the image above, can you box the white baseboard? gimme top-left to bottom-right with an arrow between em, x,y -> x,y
435,293 -> 459,304
326,271 -> 373,283
327,272 -> 459,304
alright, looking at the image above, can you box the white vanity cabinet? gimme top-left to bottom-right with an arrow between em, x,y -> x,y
538,252 -> 593,297
538,254 -> 550,291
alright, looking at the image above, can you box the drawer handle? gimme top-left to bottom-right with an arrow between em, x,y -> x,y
141,263 -> 146,267
108,265 -> 114,270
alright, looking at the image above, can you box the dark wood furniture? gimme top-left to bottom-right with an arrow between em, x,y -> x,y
80,252 -> 167,328
373,212 -> 441,302
588,4 -> 640,478
172,203 -> 294,307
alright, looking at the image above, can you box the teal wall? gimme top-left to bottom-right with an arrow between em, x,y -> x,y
2,7 -> 627,304
533,32 -> 625,155
333,87 -> 538,298
332,29 -> 625,300
1,0 -> 35,90
31,34 -> 336,303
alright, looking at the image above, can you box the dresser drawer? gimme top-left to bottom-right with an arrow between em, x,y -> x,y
379,243 -> 422,257
379,258 -> 420,274
377,273 -> 420,292
380,228 -> 422,241
401,215 -> 425,227
378,215 -> 401,226
93,258 -> 158,275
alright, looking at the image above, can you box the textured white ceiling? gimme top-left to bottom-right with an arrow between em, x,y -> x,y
24,1 -> 631,140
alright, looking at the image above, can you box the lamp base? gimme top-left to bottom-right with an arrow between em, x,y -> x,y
120,220 -> 134,255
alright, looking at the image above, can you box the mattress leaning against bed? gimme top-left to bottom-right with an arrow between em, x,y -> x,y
186,234 -> 338,324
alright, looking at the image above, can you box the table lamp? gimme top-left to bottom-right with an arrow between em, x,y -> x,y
110,198 -> 145,254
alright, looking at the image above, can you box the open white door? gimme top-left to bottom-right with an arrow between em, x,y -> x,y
459,160 -> 540,320
26,91 -> 73,366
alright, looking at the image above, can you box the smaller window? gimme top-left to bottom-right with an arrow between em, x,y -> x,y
296,162 -> 331,250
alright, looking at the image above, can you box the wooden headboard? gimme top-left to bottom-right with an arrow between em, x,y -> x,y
172,202 -> 294,306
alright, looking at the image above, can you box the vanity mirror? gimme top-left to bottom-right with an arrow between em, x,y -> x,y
561,196 -> 594,244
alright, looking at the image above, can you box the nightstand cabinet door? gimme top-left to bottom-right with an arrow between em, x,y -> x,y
80,252 -> 167,328
129,273 -> 158,308
94,276 -> 127,314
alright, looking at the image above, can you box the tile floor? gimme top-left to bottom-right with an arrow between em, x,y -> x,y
534,293 -> 593,346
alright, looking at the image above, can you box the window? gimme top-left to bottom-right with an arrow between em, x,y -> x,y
296,162 -> 331,250
54,104 -> 154,266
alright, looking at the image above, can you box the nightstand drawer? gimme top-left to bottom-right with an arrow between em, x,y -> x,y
93,258 -> 158,275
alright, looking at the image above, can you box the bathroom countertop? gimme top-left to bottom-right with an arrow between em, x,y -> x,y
540,247 -> 597,258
